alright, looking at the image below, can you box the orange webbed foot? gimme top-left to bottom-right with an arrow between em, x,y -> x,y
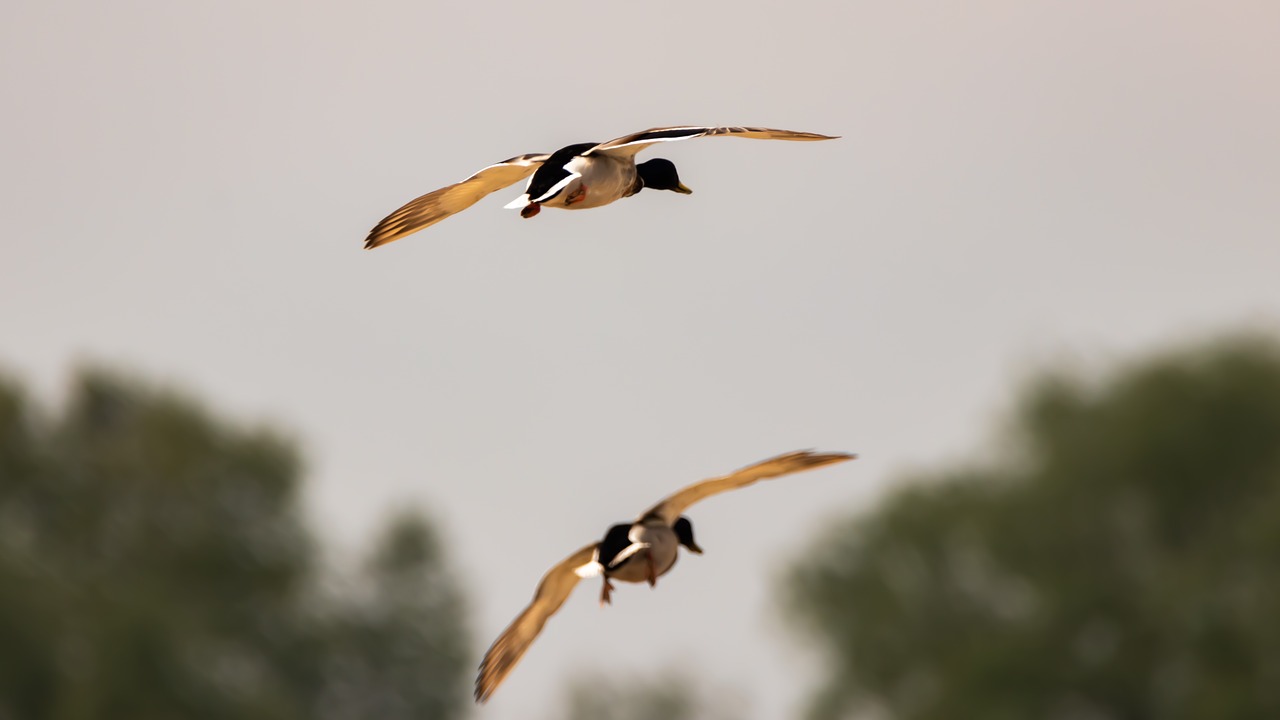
565,184 -> 589,206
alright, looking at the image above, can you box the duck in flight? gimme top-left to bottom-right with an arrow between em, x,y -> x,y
364,126 -> 837,249
473,449 -> 855,703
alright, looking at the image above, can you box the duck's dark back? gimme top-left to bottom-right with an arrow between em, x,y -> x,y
524,142 -> 598,200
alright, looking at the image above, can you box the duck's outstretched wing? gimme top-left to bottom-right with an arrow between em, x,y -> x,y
475,542 -> 598,704
639,450 -> 855,525
586,126 -> 838,159
364,153 -> 549,249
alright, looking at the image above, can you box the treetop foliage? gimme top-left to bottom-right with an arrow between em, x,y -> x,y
0,369 -> 471,720
787,335 -> 1280,720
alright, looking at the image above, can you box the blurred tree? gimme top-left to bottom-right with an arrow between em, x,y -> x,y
0,369 -> 470,720
786,335 -> 1280,720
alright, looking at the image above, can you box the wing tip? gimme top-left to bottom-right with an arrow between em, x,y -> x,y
364,220 -> 408,249
786,448 -> 858,468
817,448 -> 858,460
474,651 -> 503,704
363,232 -> 404,250
787,131 -> 840,141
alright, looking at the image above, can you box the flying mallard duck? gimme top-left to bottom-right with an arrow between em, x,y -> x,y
473,449 -> 855,703
364,126 -> 838,249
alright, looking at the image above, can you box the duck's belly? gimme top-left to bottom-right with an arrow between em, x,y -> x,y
545,156 -> 637,210
608,525 -> 679,584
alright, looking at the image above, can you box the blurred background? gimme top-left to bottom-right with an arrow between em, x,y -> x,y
2,1 -> 1278,718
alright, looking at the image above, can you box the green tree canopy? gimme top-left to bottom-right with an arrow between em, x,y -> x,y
0,369 -> 470,720
786,335 -> 1280,720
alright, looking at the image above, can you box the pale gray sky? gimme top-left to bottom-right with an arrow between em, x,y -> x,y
3,0 -> 1278,716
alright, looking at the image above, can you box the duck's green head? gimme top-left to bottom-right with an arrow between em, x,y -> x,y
637,159 -> 693,195
674,516 -> 703,554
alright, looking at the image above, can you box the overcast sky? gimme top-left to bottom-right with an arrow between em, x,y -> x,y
3,0 -> 1278,716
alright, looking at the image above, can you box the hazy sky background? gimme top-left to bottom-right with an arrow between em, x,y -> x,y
3,0 -> 1278,716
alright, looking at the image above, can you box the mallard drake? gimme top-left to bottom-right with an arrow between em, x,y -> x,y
364,126 -> 838,249
473,449 -> 855,703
